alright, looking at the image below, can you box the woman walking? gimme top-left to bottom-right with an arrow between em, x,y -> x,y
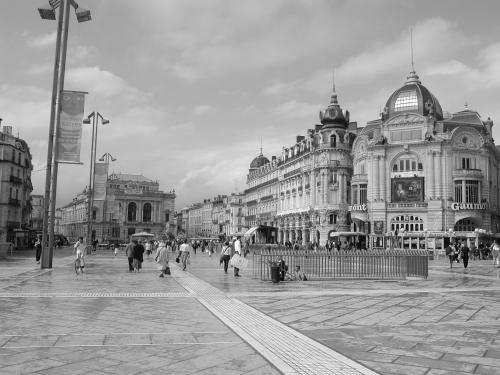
220,241 -> 232,273
492,240 -> 500,267
155,241 -> 170,277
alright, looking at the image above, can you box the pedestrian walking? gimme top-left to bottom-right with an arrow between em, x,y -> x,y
446,243 -> 455,269
233,236 -> 242,277
34,235 -> 42,264
460,243 -> 470,270
155,241 -> 170,277
491,240 -> 500,267
74,237 -> 86,276
178,240 -> 191,271
132,240 -> 145,273
125,239 -> 134,272
220,240 -> 232,273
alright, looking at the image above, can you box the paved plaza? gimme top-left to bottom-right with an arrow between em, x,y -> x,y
1,248 -> 499,375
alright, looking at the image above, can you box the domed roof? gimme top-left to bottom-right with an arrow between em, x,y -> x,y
384,71 -> 443,120
250,153 -> 269,169
319,80 -> 349,129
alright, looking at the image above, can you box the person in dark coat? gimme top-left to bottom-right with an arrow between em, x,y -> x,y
460,243 -> 470,270
132,240 -> 145,273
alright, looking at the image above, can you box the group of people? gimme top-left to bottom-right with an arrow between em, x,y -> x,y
446,240 -> 500,269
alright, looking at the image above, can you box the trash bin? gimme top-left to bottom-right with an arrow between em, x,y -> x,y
270,264 -> 280,283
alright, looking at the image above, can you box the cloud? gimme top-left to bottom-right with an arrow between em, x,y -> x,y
273,100 -> 321,120
27,31 -> 56,48
193,105 -> 217,116
65,66 -> 149,102
336,18 -> 471,84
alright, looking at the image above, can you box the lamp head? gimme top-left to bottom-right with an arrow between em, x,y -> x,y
75,7 -> 91,23
101,118 -> 110,125
82,117 -> 91,124
38,6 -> 56,20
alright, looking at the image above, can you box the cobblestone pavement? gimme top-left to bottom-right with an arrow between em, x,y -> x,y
1,248 -> 499,374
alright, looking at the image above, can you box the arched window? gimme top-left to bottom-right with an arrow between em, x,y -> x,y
128,202 -> 137,222
454,219 -> 476,232
143,203 -> 152,222
392,155 -> 423,172
331,135 -> 336,148
391,215 -> 424,233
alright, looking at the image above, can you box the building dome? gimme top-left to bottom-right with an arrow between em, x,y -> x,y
319,80 -> 349,129
250,153 -> 269,169
384,71 -> 443,121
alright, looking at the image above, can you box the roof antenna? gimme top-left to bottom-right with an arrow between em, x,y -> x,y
410,27 -> 415,72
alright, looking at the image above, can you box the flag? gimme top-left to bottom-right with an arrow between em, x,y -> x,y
93,163 -> 108,201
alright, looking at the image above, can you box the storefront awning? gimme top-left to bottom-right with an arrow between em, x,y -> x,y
244,226 -> 259,237
328,231 -> 366,237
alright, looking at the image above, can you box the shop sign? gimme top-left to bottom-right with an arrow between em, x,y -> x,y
350,204 -> 367,211
451,202 -> 488,211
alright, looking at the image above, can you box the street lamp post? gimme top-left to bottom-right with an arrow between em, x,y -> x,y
83,112 -> 109,253
39,0 -> 91,269
99,152 -> 116,239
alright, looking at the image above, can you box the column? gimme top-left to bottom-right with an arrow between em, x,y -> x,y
381,157 -> 386,201
375,156 -> 380,200
436,152 -> 442,199
311,171 -> 316,208
428,151 -> 435,198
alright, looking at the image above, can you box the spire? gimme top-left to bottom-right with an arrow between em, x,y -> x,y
330,69 -> 338,105
464,97 -> 469,109
259,137 -> 263,155
405,27 -> 421,85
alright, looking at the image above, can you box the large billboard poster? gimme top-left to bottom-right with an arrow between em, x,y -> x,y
56,91 -> 86,163
93,163 -> 108,201
391,177 -> 424,202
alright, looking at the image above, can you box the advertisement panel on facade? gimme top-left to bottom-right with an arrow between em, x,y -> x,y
93,163 -> 108,201
56,90 -> 86,163
391,177 -> 424,202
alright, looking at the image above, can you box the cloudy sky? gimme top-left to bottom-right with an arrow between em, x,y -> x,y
2,0 -> 500,209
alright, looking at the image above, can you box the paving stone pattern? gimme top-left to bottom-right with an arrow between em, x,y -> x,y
1,249 -> 500,374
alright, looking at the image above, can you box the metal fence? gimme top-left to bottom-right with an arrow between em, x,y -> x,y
252,249 -> 428,281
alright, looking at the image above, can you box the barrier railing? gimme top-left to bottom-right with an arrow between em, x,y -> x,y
252,248 -> 428,281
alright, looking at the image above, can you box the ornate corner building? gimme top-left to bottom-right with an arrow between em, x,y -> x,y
351,69 -> 500,250
245,80 -> 357,245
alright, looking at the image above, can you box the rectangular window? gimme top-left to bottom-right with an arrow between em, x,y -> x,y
462,157 -> 471,169
411,161 -> 416,171
465,180 -> 479,203
359,184 -> 367,204
454,181 -> 462,202
352,185 -> 358,205
400,160 -> 404,171
405,160 -> 410,170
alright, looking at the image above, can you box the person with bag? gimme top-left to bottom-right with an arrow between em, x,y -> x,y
446,244 -> 454,269
220,240 -> 232,273
155,241 -> 170,277
178,239 -> 191,271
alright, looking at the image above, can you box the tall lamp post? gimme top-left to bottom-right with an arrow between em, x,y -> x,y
99,152 -> 116,237
83,112 -> 110,253
39,0 -> 91,269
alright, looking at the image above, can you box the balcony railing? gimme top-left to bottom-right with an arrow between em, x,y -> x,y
8,198 -> 20,206
9,175 -> 22,185
386,202 -> 428,209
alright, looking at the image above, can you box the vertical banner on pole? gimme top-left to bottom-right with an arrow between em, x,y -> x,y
56,90 -> 86,163
93,162 -> 108,201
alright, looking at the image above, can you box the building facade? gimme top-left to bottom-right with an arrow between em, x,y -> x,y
29,194 -> 44,232
0,124 -> 33,248
245,82 -> 357,246
59,173 -> 175,243
351,69 -> 500,250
